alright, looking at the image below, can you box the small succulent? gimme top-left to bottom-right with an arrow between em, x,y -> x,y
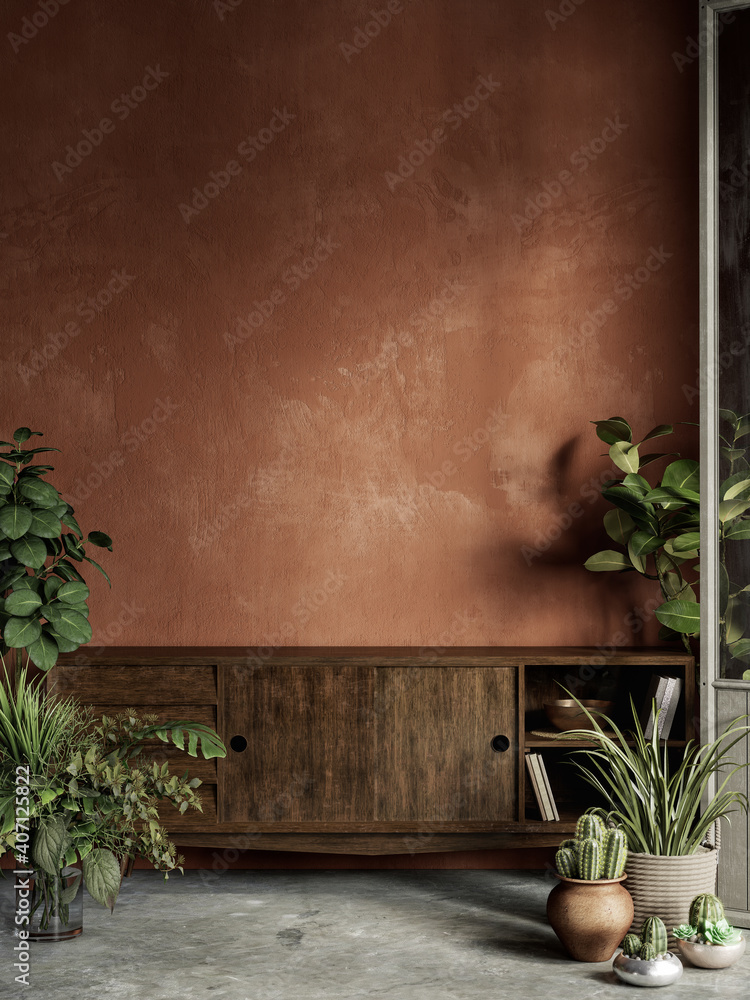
703,919 -> 743,946
673,924 -> 697,941
689,893 -> 725,936
555,813 -> 627,880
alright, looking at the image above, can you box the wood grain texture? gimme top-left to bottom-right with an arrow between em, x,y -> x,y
373,667 -> 517,822
219,663 -> 374,823
167,832 -> 564,854
49,664 -> 218,704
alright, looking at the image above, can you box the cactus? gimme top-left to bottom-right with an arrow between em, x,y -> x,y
575,813 -> 605,843
555,847 -> 578,879
558,838 -> 577,852
600,827 -> 627,879
640,916 -> 668,956
621,933 -> 641,957
578,837 -> 602,880
689,893 -> 725,936
639,942 -> 657,961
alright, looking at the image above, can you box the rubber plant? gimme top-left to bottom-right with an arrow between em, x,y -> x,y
0,427 -> 112,672
583,414 -> 750,668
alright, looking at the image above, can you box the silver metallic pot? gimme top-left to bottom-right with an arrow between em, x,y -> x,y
676,935 -> 746,969
612,951 -> 683,987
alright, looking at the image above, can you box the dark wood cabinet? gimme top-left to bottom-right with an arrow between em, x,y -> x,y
49,647 -> 694,854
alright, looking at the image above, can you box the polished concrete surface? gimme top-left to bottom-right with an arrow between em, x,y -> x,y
1,869 -> 749,999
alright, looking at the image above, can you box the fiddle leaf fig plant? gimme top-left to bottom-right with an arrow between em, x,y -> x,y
584,414 -> 750,662
0,428 -> 112,672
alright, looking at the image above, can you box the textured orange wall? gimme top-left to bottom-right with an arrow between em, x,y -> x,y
2,0 -> 698,651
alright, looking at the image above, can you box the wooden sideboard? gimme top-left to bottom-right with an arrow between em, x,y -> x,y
49,647 -> 695,855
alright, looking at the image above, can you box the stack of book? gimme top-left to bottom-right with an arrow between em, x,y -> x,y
525,753 -> 559,821
639,675 -> 683,740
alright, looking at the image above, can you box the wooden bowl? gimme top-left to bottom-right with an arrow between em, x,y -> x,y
544,699 -> 613,732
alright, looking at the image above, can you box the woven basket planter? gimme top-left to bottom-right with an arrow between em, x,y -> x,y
626,846 -> 719,947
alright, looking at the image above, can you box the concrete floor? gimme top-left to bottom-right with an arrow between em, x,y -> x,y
1,869 -> 749,999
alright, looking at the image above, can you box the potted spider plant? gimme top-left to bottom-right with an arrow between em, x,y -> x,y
559,693 -> 750,945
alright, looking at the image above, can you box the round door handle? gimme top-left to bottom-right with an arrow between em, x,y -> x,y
230,735 -> 248,753
490,734 -> 511,753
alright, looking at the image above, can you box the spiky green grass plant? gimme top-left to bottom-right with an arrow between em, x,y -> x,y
562,694 -> 750,855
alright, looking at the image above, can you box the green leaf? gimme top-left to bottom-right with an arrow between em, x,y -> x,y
662,459 -> 700,494
609,440 -> 640,474
722,447 -> 746,463
0,567 -> 27,592
0,504 -> 33,539
84,555 -> 111,586
642,424 -> 673,442
725,597 -> 745,644
28,508 -> 62,538
32,815 -> 70,875
9,574 -> 39,592
720,500 -> 750,523
27,631 -> 59,672
627,540 -> 646,574
62,534 -> 84,561
724,478 -> 750,501
737,414 -> 750,439
584,550 -> 631,572
621,473 -> 652,496
654,600 -> 701,635
87,531 -> 113,550
725,522 -> 750,540
59,870 -> 82,906
720,408 -> 739,425
0,463 -> 13,488
57,581 -> 90,605
672,532 -> 701,552
601,487 -> 659,535
43,625 -> 80,654
593,417 -> 632,445
4,589 -> 43,616
61,512 -> 82,537
0,541 -> 10,560
603,508 -> 637,545
638,453 -> 674,468
628,531 -> 665,557
18,479 -> 59,508
4,615 -> 42,648
10,535 -> 48,569
51,607 -> 92,644
728,638 -> 750,663
643,486 -> 699,508
81,849 -> 121,911
13,427 -> 35,445
44,576 -> 64,601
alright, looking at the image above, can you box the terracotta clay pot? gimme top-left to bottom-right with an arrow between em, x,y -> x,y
546,874 -> 634,962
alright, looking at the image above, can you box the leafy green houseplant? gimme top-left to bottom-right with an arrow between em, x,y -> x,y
0,427 -> 112,672
1,668 -> 226,930
564,696 -> 750,856
584,414 -> 750,672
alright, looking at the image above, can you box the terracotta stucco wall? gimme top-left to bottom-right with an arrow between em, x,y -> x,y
2,0 -> 698,652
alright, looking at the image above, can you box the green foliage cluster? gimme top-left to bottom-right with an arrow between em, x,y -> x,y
585,414 -> 750,671
0,669 -> 226,917
564,695 -> 750,855
674,893 -> 742,946
0,428 -> 112,672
